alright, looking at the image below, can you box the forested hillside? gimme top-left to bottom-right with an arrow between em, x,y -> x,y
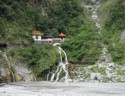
0,0 -> 125,77
0,0 -> 100,75
0,0 -> 85,44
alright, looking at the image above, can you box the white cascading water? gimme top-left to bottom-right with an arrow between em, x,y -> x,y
50,43 -> 70,82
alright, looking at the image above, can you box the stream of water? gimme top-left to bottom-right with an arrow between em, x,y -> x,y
50,43 -> 70,82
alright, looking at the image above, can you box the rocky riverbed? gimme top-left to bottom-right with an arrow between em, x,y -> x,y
0,81 -> 125,96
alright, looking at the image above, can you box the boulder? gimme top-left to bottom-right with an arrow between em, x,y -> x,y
96,73 -> 103,81
15,73 -> 23,82
108,63 -> 115,69
0,67 -> 6,76
68,64 -> 76,79
90,73 -> 96,80
29,73 -> 36,81
90,73 -> 103,81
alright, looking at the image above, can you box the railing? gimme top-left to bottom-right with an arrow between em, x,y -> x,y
34,38 -> 65,42
34,38 -> 65,45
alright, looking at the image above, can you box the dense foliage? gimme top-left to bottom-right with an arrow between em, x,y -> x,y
35,0 -> 85,37
62,20 -> 101,64
2,0 -> 125,76
9,45 -> 58,75
100,0 -> 125,64
0,0 -> 102,75
0,0 -> 37,44
0,0 -> 85,43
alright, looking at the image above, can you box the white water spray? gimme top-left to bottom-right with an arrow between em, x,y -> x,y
50,43 -> 70,82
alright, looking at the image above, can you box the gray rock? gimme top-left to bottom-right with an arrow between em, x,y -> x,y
120,31 -> 125,43
122,67 -> 125,71
108,63 -> 115,69
90,73 -> 97,80
106,72 -> 114,80
96,73 -> 103,81
13,61 -> 35,82
0,67 -> 6,76
121,77 -> 125,82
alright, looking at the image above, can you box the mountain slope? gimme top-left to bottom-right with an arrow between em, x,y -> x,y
99,0 -> 125,65
0,0 -> 125,81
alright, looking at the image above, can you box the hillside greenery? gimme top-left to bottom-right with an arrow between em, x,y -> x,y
9,45 -> 59,75
0,0 -> 85,44
100,0 -> 125,65
0,0 -> 101,75
62,20 -> 101,64
1,0 -> 125,76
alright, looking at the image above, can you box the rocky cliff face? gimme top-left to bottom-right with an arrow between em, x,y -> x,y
0,51 -> 36,83
0,64 -> 36,83
13,60 -> 36,82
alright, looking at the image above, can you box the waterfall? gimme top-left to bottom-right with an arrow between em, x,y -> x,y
0,51 -> 15,82
46,71 -> 50,81
50,43 -> 70,82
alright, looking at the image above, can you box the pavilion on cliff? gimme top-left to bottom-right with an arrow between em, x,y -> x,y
59,33 -> 66,40
32,31 -> 44,41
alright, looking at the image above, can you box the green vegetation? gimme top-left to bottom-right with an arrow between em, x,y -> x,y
1,0 -> 125,76
35,0 -> 85,37
116,69 -> 125,76
11,66 -> 16,73
100,0 -> 125,65
90,66 -> 106,75
0,0 -> 102,75
62,20 -> 101,64
9,45 -> 58,75
84,72 -> 90,79
0,0 -> 37,44
0,0 -> 85,42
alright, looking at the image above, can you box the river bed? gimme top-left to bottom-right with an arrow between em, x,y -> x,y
0,81 -> 125,96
